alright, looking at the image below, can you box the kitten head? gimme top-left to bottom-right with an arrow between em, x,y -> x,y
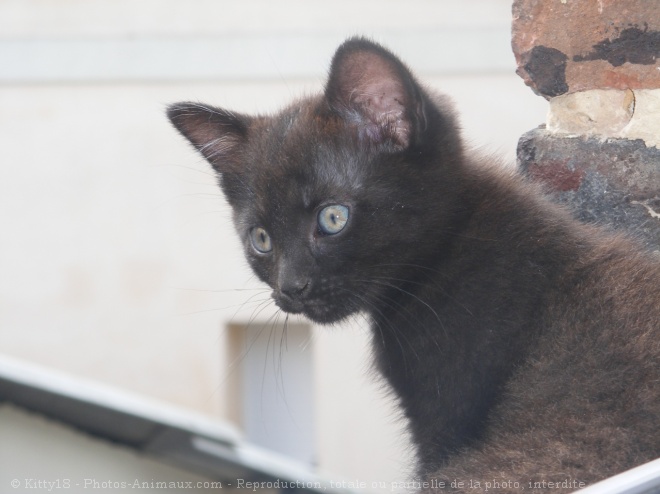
167,37 -> 464,324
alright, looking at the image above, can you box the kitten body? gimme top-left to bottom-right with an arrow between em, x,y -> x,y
168,38 -> 660,492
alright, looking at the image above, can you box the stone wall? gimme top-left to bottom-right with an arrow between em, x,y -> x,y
512,0 -> 660,250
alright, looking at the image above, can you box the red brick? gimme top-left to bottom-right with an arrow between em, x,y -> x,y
512,0 -> 660,98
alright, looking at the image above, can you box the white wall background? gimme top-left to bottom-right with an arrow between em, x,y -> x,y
0,0 -> 548,488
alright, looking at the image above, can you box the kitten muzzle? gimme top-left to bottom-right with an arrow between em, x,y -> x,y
273,278 -> 310,315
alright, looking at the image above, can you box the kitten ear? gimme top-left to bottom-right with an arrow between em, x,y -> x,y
325,38 -> 424,151
166,102 -> 249,173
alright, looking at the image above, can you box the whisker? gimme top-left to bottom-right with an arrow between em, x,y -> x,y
173,287 -> 267,293
159,162 -> 219,179
229,289 -> 272,322
336,286 -> 418,370
360,278 -> 447,339
173,297 -> 270,317
226,299 -> 279,376
356,280 -> 447,348
368,265 -> 474,317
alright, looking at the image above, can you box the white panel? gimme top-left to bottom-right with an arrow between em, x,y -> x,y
241,322 -> 316,467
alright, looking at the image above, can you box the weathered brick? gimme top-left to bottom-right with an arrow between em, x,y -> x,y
517,128 -> 660,249
512,0 -> 660,99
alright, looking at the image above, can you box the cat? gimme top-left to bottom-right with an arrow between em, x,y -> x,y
167,37 -> 660,492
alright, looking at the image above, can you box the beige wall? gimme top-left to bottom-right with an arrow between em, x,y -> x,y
0,0 -> 547,487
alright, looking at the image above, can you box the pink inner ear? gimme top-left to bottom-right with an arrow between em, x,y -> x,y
352,77 -> 410,148
333,50 -> 412,149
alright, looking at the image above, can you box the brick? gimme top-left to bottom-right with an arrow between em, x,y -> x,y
517,128 -> 660,250
547,88 -> 660,149
512,0 -> 660,99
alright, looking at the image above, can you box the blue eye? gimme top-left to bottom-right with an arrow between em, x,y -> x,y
318,204 -> 349,235
250,227 -> 272,253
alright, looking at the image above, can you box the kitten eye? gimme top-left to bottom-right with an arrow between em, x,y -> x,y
318,204 -> 349,235
250,227 -> 272,253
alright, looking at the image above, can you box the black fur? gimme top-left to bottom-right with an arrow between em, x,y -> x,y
168,37 -> 660,492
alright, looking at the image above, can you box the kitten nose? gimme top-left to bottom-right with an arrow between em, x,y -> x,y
279,277 -> 310,300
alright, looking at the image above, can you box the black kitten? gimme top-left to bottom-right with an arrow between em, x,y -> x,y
168,38 -> 660,492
